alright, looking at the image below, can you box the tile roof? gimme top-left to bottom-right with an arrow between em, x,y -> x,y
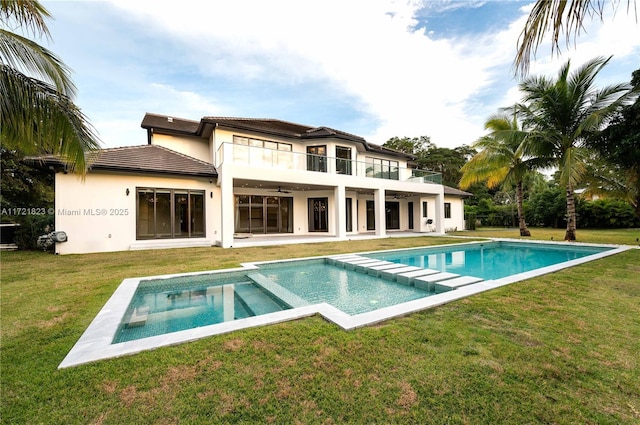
26,145 -> 217,178
444,186 -> 473,198
204,117 -> 317,138
141,113 -> 416,160
140,113 -> 200,134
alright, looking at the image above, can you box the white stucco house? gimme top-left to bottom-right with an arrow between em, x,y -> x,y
32,113 -> 471,254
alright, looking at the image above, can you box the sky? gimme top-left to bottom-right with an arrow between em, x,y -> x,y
37,0 -> 640,150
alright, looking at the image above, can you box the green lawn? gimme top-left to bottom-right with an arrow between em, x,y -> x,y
450,226 -> 640,245
1,231 -> 639,424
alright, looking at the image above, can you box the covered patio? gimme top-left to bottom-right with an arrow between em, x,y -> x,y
230,230 -> 447,249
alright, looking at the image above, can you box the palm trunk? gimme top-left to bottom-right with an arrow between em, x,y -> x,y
564,182 -> 577,241
516,181 -> 530,236
633,167 -> 640,220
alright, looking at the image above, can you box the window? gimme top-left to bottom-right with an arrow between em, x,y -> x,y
307,146 -> 327,172
444,202 -> 451,219
408,201 -> 414,230
137,188 -> 205,239
233,135 -> 291,151
422,201 -> 428,218
336,146 -> 352,175
365,157 -> 399,180
346,197 -> 353,232
366,200 -> 375,230
232,136 -> 292,166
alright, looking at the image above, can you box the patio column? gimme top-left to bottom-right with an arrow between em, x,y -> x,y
434,191 -> 445,234
374,188 -> 386,237
334,185 -> 347,239
220,175 -> 235,248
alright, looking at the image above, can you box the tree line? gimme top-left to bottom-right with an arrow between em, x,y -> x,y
384,60 -> 640,240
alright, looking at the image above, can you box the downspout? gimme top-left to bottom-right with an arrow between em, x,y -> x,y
212,122 -> 218,166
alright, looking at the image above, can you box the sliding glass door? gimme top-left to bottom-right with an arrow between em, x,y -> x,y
234,195 -> 293,234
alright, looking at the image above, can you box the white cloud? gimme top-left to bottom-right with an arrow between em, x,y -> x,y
84,1 -> 640,148
103,0 -> 521,147
85,83 -> 225,147
145,83 -> 225,119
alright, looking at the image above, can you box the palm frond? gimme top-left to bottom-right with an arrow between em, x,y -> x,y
0,65 -> 100,173
557,146 -> 589,186
0,29 -> 75,96
513,0 -> 632,76
0,0 -> 51,39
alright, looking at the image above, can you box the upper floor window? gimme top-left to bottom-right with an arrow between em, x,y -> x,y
233,135 -> 291,152
232,135 -> 292,167
336,146 -> 352,175
366,157 -> 399,180
307,146 -> 327,172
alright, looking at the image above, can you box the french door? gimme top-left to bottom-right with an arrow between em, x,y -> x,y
308,198 -> 328,232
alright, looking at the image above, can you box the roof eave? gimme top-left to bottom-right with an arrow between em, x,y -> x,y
89,165 -> 218,178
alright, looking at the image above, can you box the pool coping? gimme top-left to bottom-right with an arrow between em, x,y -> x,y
58,239 -> 633,368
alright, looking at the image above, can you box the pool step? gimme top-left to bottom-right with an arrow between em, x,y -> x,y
413,272 -> 460,291
434,275 -> 484,289
327,254 -> 484,292
396,268 -> 441,285
377,266 -> 422,281
126,306 -> 150,327
233,282 -> 285,317
246,273 -> 310,309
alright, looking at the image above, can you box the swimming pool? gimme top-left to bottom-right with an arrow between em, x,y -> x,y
114,259 -> 450,343
113,271 -> 291,343
60,239 -> 628,368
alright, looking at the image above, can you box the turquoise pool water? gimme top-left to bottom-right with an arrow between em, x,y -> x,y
258,260 -> 441,314
366,241 -> 612,280
112,241 -> 613,343
113,271 -> 291,343
113,260 -> 443,343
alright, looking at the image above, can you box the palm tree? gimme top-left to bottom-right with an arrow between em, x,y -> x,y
460,110 -> 535,236
514,0 -> 637,76
0,0 -> 100,172
517,56 -> 635,241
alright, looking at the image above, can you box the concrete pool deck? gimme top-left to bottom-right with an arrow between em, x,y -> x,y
59,239 -> 633,369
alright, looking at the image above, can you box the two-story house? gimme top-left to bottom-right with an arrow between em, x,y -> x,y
37,113 -> 470,254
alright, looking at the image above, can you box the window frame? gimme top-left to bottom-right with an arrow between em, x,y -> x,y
232,135 -> 292,152
136,188 -> 206,240
307,146 -> 327,173
444,202 -> 452,219
365,157 -> 399,180
335,146 -> 352,175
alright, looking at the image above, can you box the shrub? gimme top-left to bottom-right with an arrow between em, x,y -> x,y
13,214 -> 55,250
577,198 -> 639,228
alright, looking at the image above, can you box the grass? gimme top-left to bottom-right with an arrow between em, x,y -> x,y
1,231 -> 639,424
451,226 -> 640,245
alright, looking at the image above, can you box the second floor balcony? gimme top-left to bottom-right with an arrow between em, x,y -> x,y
216,142 -> 442,184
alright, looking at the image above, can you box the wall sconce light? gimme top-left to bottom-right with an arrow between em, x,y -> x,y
210,191 -> 213,198
126,188 -> 130,196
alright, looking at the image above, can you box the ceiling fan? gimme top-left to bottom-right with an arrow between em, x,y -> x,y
271,186 -> 292,194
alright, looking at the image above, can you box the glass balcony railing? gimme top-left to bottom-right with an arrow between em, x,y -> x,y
216,142 -> 442,184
